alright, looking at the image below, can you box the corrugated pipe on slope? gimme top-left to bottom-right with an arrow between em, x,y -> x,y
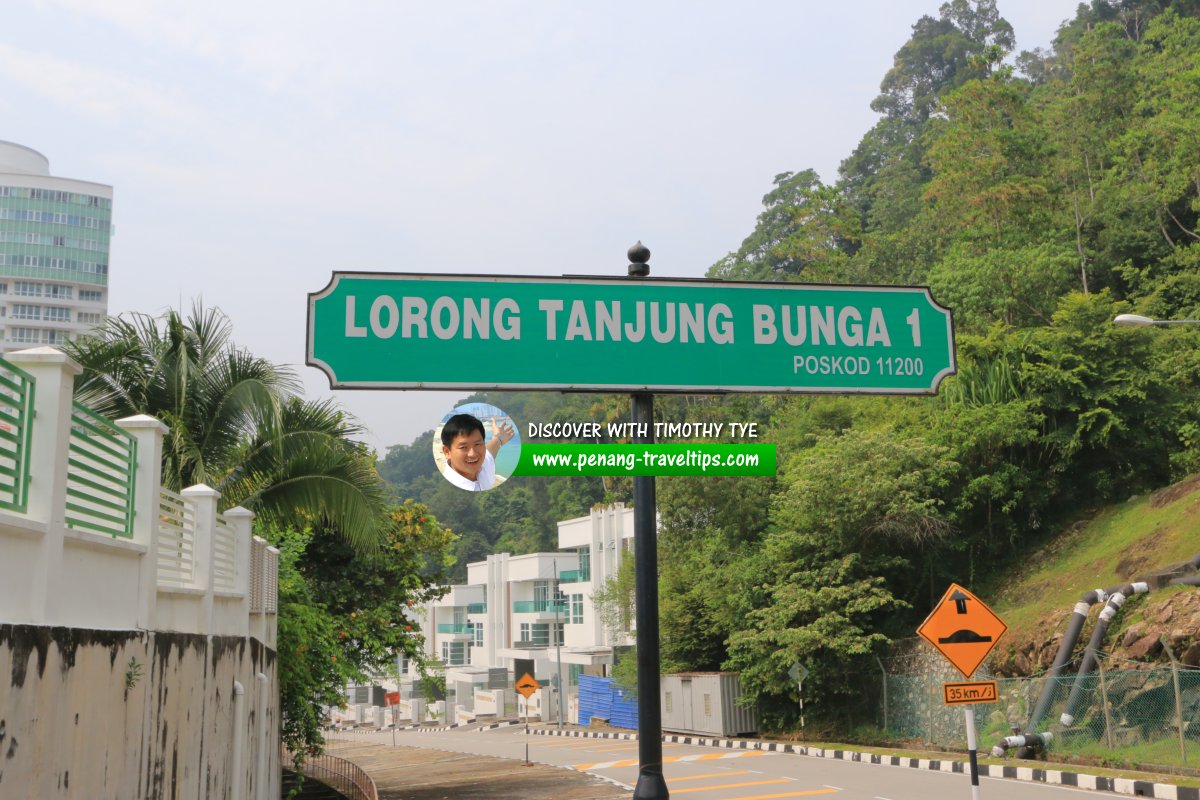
998,553 -> 1200,759
1025,586 -> 1118,731
1060,582 -> 1150,727
992,731 -> 1053,758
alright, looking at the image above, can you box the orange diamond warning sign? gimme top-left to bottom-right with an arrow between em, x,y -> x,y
917,583 -> 1007,679
515,672 -> 540,700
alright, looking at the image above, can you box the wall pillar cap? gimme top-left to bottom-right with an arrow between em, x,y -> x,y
116,414 -> 170,434
5,346 -> 83,374
181,483 -> 222,499
223,506 -> 255,520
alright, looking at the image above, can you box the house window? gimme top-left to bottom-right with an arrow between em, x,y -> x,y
441,641 -> 469,666
11,328 -> 40,343
571,594 -> 583,624
518,623 -> 559,647
473,622 -> 483,646
11,304 -> 39,320
44,306 -> 70,322
578,547 -> 591,581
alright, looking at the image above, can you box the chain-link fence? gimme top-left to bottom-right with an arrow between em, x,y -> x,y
880,654 -> 1200,769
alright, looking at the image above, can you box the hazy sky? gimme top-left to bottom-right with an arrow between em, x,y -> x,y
2,0 -> 1081,452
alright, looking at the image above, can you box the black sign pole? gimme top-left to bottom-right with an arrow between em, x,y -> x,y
628,242 -> 669,800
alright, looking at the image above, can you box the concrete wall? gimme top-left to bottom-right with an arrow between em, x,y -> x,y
0,625 -> 279,800
0,349 -> 281,799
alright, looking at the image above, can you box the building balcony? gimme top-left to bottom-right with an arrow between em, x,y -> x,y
467,602 -> 486,614
513,599 -> 567,613
436,623 -> 473,638
558,568 -> 590,583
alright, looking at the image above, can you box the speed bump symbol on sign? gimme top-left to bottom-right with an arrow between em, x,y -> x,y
515,672 -> 540,700
917,583 -> 1007,679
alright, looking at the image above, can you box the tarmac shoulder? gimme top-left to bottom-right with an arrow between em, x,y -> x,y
320,740 -> 629,799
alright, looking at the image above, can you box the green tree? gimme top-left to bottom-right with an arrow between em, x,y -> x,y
872,0 -> 1014,123
707,170 -> 830,281
273,502 -> 455,752
924,74 -> 1052,248
67,303 -> 388,547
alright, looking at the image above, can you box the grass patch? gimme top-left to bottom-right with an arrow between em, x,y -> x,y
989,485 -> 1200,645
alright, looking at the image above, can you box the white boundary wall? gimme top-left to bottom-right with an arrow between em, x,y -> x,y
0,348 -> 280,800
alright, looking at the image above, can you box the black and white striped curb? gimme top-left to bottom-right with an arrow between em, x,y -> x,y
397,719 -> 522,733
334,719 -> 521,734
530,728 -> 1199,799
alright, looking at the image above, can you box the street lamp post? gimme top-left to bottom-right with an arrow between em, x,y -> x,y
1114,314 -> 1200,327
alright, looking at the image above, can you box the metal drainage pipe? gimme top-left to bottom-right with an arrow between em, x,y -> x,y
232,680 -> 246,800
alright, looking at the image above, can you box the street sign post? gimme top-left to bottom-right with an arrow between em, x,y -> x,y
516,673 -> 540,766
918,584 -> 1007,800
306,257 -> 958,800
307,272 -> 956,395
515,672 -> 539,699
917,584 -> 1007,680
788,663 -> 809,731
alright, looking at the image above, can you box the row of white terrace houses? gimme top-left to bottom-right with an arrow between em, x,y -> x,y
412,503 -> 636,691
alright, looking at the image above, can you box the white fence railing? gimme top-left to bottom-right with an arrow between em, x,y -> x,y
213,514 -> 238,593
157,489 -> 196,588
264,546 -> 279,614
250,536 -> 266,612
0,348 -> 278,641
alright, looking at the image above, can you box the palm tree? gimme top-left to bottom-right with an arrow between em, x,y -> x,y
66,302 -> 386,549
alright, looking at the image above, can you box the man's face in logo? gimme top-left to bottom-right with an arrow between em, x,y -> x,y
444,430 -> 486,480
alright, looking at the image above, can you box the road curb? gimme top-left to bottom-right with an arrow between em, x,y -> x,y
336,719 -> 521,734
530,728 -> 1199,798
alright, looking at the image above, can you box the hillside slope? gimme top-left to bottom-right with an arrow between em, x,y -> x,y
987,475 -> 1200,676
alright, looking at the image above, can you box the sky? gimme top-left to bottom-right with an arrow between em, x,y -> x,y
2,0 -> 1083,453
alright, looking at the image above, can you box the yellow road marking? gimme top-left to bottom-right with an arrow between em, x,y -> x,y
728,790 -> 838,800
673,778 -> 791,794
685,752 -> 768,763
574,749 -> 770,771
574,759 -> 638,770
668,771 -> 752,782
591,743 -> 685,753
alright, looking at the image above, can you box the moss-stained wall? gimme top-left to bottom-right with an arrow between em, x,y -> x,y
0,625 -> 278,799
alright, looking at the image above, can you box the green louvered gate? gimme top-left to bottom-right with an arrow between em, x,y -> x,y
66,402 -> 137,538
0,357 -> 34,512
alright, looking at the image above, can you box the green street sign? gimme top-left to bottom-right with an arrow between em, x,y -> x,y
306,273 -> 956,394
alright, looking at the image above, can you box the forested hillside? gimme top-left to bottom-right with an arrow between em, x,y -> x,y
380,0 -> 1200,729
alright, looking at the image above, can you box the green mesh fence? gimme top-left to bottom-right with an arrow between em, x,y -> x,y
881,661 -> 1200,768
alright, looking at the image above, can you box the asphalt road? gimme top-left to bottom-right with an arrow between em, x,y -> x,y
329,727 -> 1111,800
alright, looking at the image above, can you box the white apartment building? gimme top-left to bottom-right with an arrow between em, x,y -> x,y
0,142 -> 112,352
413,503 -> 636,689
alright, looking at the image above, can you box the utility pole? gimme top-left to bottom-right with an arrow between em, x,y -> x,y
554,557 -> 565,730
